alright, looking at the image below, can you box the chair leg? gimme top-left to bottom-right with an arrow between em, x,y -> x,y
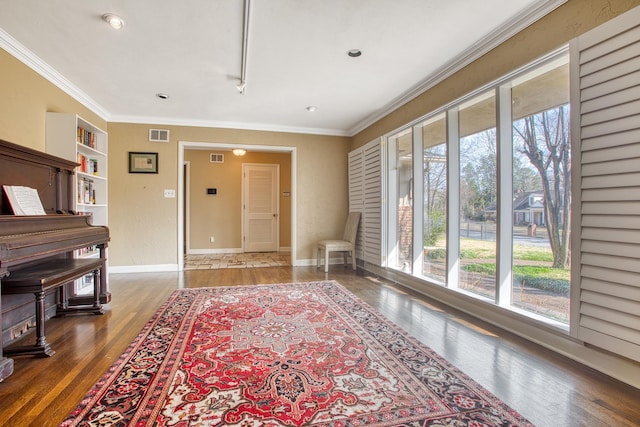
351,250 -> 357,270
317,247 -> 321,269
324,248 -> 329,273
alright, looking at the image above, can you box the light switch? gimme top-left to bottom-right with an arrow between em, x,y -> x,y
164,189 -> 175,198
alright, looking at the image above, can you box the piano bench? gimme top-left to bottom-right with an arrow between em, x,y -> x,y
1,258 -> 104,357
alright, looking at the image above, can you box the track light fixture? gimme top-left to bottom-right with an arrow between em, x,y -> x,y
237,0 -> 251,94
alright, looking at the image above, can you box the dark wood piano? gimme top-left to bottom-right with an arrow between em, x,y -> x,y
0,139 -> 110,381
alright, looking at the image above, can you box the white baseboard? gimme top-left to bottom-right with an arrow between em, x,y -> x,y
187,248 -> 243,255
296,257 -> 348,267
109,264 -> 179,273
188,248 -> 292,255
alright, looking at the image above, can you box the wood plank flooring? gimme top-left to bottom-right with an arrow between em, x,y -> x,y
0,266 -> 639,426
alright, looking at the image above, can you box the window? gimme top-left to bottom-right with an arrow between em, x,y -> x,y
388,128 -> 413,273
458,92 -> 497,299
421,114 -> 447,284
511,56 -> 570,322
384,50 -> 570,327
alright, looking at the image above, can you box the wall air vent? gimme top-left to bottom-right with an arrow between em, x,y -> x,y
210,153 -> 224,163
149,129 -> 170,142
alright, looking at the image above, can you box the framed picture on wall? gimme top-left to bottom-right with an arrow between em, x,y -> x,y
129,152 -> 158,173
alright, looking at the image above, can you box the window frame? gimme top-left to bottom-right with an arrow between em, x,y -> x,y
383,46 -> 571,331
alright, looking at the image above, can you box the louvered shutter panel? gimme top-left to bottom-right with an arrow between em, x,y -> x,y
348,140 -> 382,266
573,6 -> 640,362
362,141 -> 382,265
348,148 -> 364,259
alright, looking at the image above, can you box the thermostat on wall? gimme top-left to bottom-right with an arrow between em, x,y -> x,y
207,188 -> 217,195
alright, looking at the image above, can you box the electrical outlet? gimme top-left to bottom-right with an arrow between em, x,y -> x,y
210,236 -> 215,243
164,189 -> 176,198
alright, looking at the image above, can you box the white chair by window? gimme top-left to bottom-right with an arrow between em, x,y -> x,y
317,212 -> 361,273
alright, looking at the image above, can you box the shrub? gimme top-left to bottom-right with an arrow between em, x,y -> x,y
426,248 -> 446,259
460,263 -> 570,296
424,209 -> 446,246
513,276 -> 570,296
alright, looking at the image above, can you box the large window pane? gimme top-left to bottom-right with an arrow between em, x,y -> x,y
421,114 -> 447,284
382,49 -> 571,330
388,129 -> 413,273
459,92 -> 497,299
511,56 -> 570,323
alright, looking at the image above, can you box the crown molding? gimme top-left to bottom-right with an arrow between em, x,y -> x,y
0,28 -> 111,121
1,0 -> 568,138
347,0 -> 568,136
1,26 -> 348,137
109,115 -> 351,137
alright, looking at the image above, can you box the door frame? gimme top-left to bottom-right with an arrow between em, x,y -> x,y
183,160 -> 191,254
177,141 -> 297,270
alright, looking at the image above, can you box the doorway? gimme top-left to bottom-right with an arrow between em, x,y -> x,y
177,141 -> 297,271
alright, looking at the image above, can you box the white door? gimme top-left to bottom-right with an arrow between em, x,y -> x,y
243,163 -> 279,252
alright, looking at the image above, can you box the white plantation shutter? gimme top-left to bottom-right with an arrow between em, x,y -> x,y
348,147 -> 364,259
348,139 -> 382,266
362,141 -> 382,265
348,149 -> 364,211
572,6 -> 640,362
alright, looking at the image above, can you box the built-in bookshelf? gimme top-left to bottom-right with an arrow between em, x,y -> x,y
46,113 -> 108,294
45,113 -> 108,226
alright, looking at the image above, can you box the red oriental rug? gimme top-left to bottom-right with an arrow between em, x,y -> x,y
61,281 -> 533,426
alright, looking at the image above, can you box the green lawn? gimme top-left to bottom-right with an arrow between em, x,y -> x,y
427,238 -> 570,294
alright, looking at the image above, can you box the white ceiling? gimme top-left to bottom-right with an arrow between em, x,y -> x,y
0,0 -> 563,136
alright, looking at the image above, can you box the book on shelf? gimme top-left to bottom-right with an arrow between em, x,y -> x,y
77,178 -> 96,204
77,153 -> 98,175
2,185 -> 47,215
77,126 -> 97,149
76,245 -> 97,257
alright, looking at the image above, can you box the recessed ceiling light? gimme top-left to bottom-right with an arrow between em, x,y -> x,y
347,49 -> 362,58
102,13 -> 126,30
156,93 -> 169,100
306,106 -> 318,112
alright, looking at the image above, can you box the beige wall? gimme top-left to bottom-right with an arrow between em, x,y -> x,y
0,49 -> 106,150
0,47 -> 349,268
2,0 -> 638,270
352,0 -> 640,149
107,123 -> 349,267
184,149 -> 292,251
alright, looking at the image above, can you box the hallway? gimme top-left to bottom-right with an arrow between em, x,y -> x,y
184,252 -> 290,269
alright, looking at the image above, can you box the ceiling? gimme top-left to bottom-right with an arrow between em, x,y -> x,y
0,0 -> 563,136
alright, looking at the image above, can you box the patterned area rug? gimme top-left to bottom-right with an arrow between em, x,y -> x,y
61,281 -> 533,426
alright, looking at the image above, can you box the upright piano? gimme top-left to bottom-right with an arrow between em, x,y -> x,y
0,139 -> 110,381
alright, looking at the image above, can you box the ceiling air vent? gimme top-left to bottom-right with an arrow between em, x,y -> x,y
149,129 -> 170,142
210,153 -> 224,163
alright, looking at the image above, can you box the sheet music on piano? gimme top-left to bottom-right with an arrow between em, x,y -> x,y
2,185 -> 47,215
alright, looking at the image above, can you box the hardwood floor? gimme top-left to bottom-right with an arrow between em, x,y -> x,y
1,266 -> 639,426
